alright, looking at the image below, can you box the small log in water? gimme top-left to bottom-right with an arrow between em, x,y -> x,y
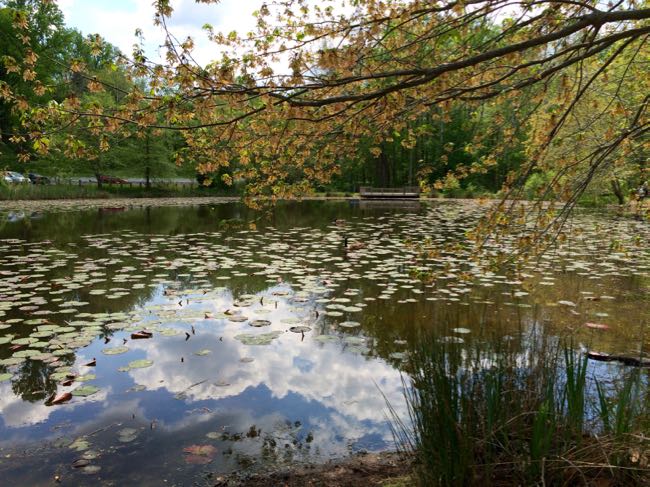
587,351 -> 650,367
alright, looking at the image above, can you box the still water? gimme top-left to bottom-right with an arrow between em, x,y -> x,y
0,199 -> 647,485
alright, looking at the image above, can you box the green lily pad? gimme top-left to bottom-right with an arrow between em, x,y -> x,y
102,346 -> 129,355
71,385 -> 100,397
0,373 -> 13,382
160,328 -> 182,336
313,335 -> 339,343
128,359 -> 153,369
69,438 -> 90,451
289,325 -> 311,333
249,319 -> 271,328
339,321 -> 361,328
76,374 -> 96,382
234,331 -> 282,346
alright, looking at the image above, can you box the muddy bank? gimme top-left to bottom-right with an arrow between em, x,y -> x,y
209,452 -> 413,487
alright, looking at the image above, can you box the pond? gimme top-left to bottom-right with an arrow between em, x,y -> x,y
0,199 -> 648,485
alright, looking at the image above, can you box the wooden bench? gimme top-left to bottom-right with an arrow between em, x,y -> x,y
359,186 -> 420,199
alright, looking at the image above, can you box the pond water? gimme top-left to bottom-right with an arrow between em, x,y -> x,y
0,200 -> 648,485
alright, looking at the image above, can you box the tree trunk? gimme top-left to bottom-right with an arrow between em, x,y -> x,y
610,179 -> 625,205
95,172 -> 102,189
145,133 -> 151,189
376,149 -> 390,187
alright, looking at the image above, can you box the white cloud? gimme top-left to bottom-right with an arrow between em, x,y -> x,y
58,0 -> 263,66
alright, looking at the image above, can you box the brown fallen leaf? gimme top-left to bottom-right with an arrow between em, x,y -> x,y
183,444 -> 217,457
131,331 -> 153,339
49,392 -> 73,405
184,455 -> 212,465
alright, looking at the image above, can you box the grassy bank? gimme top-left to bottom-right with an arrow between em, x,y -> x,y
0,184 -> 239,200
389,335 -> 650,486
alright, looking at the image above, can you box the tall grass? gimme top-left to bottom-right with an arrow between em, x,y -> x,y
387,335 -> 650,486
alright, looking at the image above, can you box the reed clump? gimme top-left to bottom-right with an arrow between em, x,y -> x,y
388,336 -> 650,486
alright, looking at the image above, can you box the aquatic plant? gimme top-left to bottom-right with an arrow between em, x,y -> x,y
388,335 -> 650,486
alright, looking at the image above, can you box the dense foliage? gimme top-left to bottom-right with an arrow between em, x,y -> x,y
0,1 -> 648,220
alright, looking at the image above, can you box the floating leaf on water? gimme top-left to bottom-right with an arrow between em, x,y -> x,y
228,315 -> 248,322
194,349 -> 212,356
71,385 -> 100,397
280,317 -> 300,324
184,455 -> 212,465
249,319 -> 271,328
234,331 -> 282,345
127,384 -> 147,393
159,328 -> 182,336
206,432 -> 220,439
0,373 -> 13,382
313,335 -> 339,343
183,444 -> 217,457
339,321 -> 361,329
118,428 -> 139,443
81,450 -> 100,460
69,438 -> 90,451
289,325 -> 311,333
389,352 -> 408,361
452,328 -> 471,334
76,374 -> 96,382
342,306 -> 362,312
131,331 -> 153,339
343,336 -> 366,346
240,357 -> 255,363
102,346 -> 129,355
80,465 -> 101,475
128,359 -> 153,369
325,311 -> 344,317
558,300 -> 577,307
585,322 -> 609,330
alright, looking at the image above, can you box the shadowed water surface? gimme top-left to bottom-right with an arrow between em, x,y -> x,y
0,200 -> 648,485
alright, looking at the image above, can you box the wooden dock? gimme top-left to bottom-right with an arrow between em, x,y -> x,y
359,186 -> 420,199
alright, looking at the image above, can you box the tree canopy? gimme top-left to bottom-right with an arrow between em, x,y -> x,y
1,0 -> 649,247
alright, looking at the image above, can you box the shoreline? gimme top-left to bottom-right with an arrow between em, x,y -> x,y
0,195 -> 635,213
211,451 -> 412,487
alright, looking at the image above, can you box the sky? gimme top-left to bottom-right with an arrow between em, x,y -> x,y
57,0 -> 264,65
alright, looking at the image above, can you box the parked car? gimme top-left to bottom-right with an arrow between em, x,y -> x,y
3,171 -> 30,184
27,173 -> 51,185
98,175 -> 128,184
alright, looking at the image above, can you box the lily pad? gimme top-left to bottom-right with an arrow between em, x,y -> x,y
102,346 -> 129,355
235,331 -> 282,346
71,385 -> 100,397
339,321 -> 361,328
128,359 -> 153,369
249,319 -> 271,328
289,325 -> 311,333
313,335 -> 339,343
